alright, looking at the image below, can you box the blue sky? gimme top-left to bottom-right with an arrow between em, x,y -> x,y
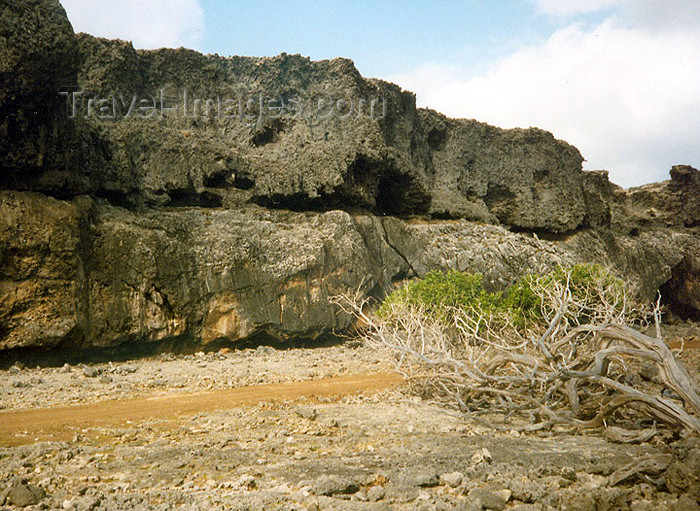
62,0 -> 700,188
198,0 -> 559,78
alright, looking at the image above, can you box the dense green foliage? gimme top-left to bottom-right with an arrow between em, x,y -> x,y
378,264 -> 630,328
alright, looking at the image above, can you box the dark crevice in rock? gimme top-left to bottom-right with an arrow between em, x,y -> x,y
0,332 -> 349,370
252,192 -> 338,212
376,170 -> 429,216
167,190 -> 223,208
508,225 -> 588,242
251,118 -> 286,147
430,211 -> 462,220
426,125 -> 448,151
483,183 -> 517,209
204,170 -> 255,191
252,170 -> 429,217
203,171 -> 230,188
660,258 -> 700,321
233,175 -> 255,190
94,189 -> 136,209
0,335 -> 191,369
379,218 -> 418,279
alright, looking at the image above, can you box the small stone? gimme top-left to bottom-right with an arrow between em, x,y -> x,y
115,365 -> 137,374
383,481 -> 419,502
82,366 -> 98,378
409,473 -> 440,488
296,407 -> 317,421
471,448 -> 493,465
310,475 -> 359,496
7,484 -> 45,507
354,489 -> 368,502
560,467 -> 577,482
63,496 -> 99,511
468,488 -> 510,511
507,478 -> 544,503
99,375 -> 113,384
367,485 -> 385,502
440,471 -> 464,488
559,491 -> 595,511
464,497 -> 484,511
234,475 -> 256,490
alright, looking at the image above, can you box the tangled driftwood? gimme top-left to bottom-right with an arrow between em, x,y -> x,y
332,279 -> 700,438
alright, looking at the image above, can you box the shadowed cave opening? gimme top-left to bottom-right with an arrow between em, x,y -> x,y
660,259 -> 700,321
252,156 -> 430,216
0,332 -> 348,370
167,190 -> 223,208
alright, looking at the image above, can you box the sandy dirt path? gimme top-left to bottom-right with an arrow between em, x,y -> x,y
0,372 -> 403,446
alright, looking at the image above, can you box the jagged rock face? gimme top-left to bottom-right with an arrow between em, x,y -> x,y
1,7 -> 615,233
2,189 -> 698,351
624,165 -> 700,229
0,0 -> 83,192
69,34 -> 433,215
0,191 -> 411,350
421,109 -> 610,233
0,192 -> 84,349
70,41 -> 611,231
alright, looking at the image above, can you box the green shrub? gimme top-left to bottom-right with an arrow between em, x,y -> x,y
378,270 -> 487,317
502,275 -> 543,324
378,264 -> 632,330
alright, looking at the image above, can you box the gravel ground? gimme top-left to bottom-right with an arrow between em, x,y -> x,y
0,337 -> 699,510
0,343 -> 393,411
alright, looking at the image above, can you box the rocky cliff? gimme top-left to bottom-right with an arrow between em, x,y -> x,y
1,0 -> 699,353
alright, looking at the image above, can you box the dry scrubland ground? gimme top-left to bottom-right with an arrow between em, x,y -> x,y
0,332 -> 699,511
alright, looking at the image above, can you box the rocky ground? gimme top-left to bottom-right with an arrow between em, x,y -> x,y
0,332 -> 699,511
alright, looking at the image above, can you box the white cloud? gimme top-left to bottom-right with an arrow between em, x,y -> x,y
535,0 -> 700,32
621,0 -> 700,32
61,0 -> 204,50
390,18 -> 700,187
534,0 -> 621,17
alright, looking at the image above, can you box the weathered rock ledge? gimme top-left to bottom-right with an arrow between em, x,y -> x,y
2,189 -> 698,351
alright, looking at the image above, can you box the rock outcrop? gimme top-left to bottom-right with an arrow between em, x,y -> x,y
0,0 -> 699,352
0,191 -> 406,350
3,187 -> 698,351
420,109 -> 611,233
0,0 -> 83,192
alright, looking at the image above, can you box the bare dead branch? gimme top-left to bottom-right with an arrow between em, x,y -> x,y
331,266 -> 700,438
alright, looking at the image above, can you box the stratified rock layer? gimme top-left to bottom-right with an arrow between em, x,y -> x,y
2,188 -> 698,350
